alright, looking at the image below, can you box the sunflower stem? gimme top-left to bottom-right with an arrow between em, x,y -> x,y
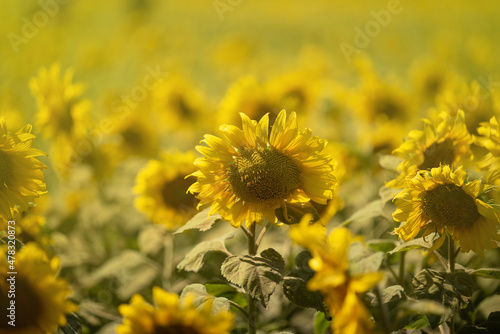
448,236 -> 455,274
375,285 -> 391,334
399,251 -> 406,285
229,300 -> 249,320
162,231 -> 174,291
246,222 -> 258,334
255,221 -> 271,253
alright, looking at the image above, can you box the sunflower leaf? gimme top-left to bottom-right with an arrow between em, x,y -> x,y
470,268 -> 500,280
314,311 -> 332,334
174,208 -> 222,234
283,251 -> 327,315
60,313 -> 82,334
177,231 -> 234,272
341,199 -> 385,225
412,269 -> 475,328
204,283 -> 248,309
389,233 -> 440,254
221,248 -> 284,307
180,284 -> 231,316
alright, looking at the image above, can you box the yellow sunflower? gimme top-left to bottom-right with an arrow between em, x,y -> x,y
474,116 -> 500,183
135,151 -> 198,230
0,243 -> 77,334
29,64 -> 91,141
386,110 -> 472,188
188,110 -> 336,228
290,218 -> 383,334
393,165 -> 500,257
117,286 -> 234,334
0,118 -> 46,222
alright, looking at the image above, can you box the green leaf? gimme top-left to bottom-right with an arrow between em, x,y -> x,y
0,237 -> 24,251
412,269 -> 475,328
221,248 -> 284,307
477,295 -> 500,320
204,283 -> 247,309
389,232 -> 440,254
180,284 -> 231,316
379,154 -> 402,172
341,199 -> 385,225
282,251 -> 327,314
138,224 -> 167,255
403,314 -> 430,330
350,251 -> 385,275
371,285 -> 409,331
177,231 -> 234,272
60,313 -> 82,334
314,311 -> 331,334
174,208 -> 222,234
470,268 -> 500,280
367,239 -> 398,253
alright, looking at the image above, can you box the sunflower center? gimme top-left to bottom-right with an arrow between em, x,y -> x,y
155,324 -> 201,334
422,183 -> 480,227
161,175 -> 197,210
0,275 -> 44,330
0,149 -> 13,186
419,138 -> 455,170
228,149 -> 301,203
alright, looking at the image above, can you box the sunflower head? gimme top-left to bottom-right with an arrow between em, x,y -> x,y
0,243 -> 77,334
387,110 -> 472,188
135,151 -> 198,230
188,110 -> 336,227
0,119 -> 47,221
117,286 -> 234,334
393,165 -> 500,257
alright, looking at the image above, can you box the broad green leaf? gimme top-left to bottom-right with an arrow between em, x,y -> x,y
314,311 -> 331,334
116,264 -> 158,300
470,268 -> 500,280
367,239 -> 398,253
177,231 -> 234,272
379,154 -> 402,172
477,295 -> 500,319
204,283 -> 247,309
180,284 -> 231,316
389,233 -> 440,254
350,251 -> 385,274
0,237 -> 24,251
60,313 -> 82,334
412,269 -> 475,328
371,285 -> 409,331
221,248 -> 284,307
341,199 -> 384,225
379,185 -> 401,204
174,208 -> 222,234
403,314 -> 430,330
138,224 -> 167,255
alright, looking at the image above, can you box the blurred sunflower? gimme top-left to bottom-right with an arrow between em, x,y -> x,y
29,64 -> 91,141
188,110 -> 336,228
0,243 -> 77,334
217,76 -> 274,126
135,151 -> 198,230
151,74 -> 211,130
393,165 -> 500,257
474,116 -> 500,183
0,118 -> 46,222
387,110 -> 472,188
290,219 -> 383,334
117,286 -> 234,334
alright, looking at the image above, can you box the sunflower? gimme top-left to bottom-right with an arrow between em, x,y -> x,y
117,286 -> 234,334
0,118 -> 47,222
393,165 -> 500,257
386,110 -> 472,188
290,218 -> 383,334
135,151 -> 198,230
0,243 -> 77,334
474,116 -> 500,183
188,110 -> 336,228
29,64 -> 91,141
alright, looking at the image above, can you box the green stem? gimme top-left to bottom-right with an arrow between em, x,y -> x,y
374,285 -> 391,334
229,300 -> 249,320
448,236 -> 456,334
255,221 -> 271,253
246,222 -> 257,334
399,251 -> 406,285
162,231 -> 174,291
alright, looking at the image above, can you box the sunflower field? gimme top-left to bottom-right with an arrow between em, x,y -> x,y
2,1 -> 500,333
